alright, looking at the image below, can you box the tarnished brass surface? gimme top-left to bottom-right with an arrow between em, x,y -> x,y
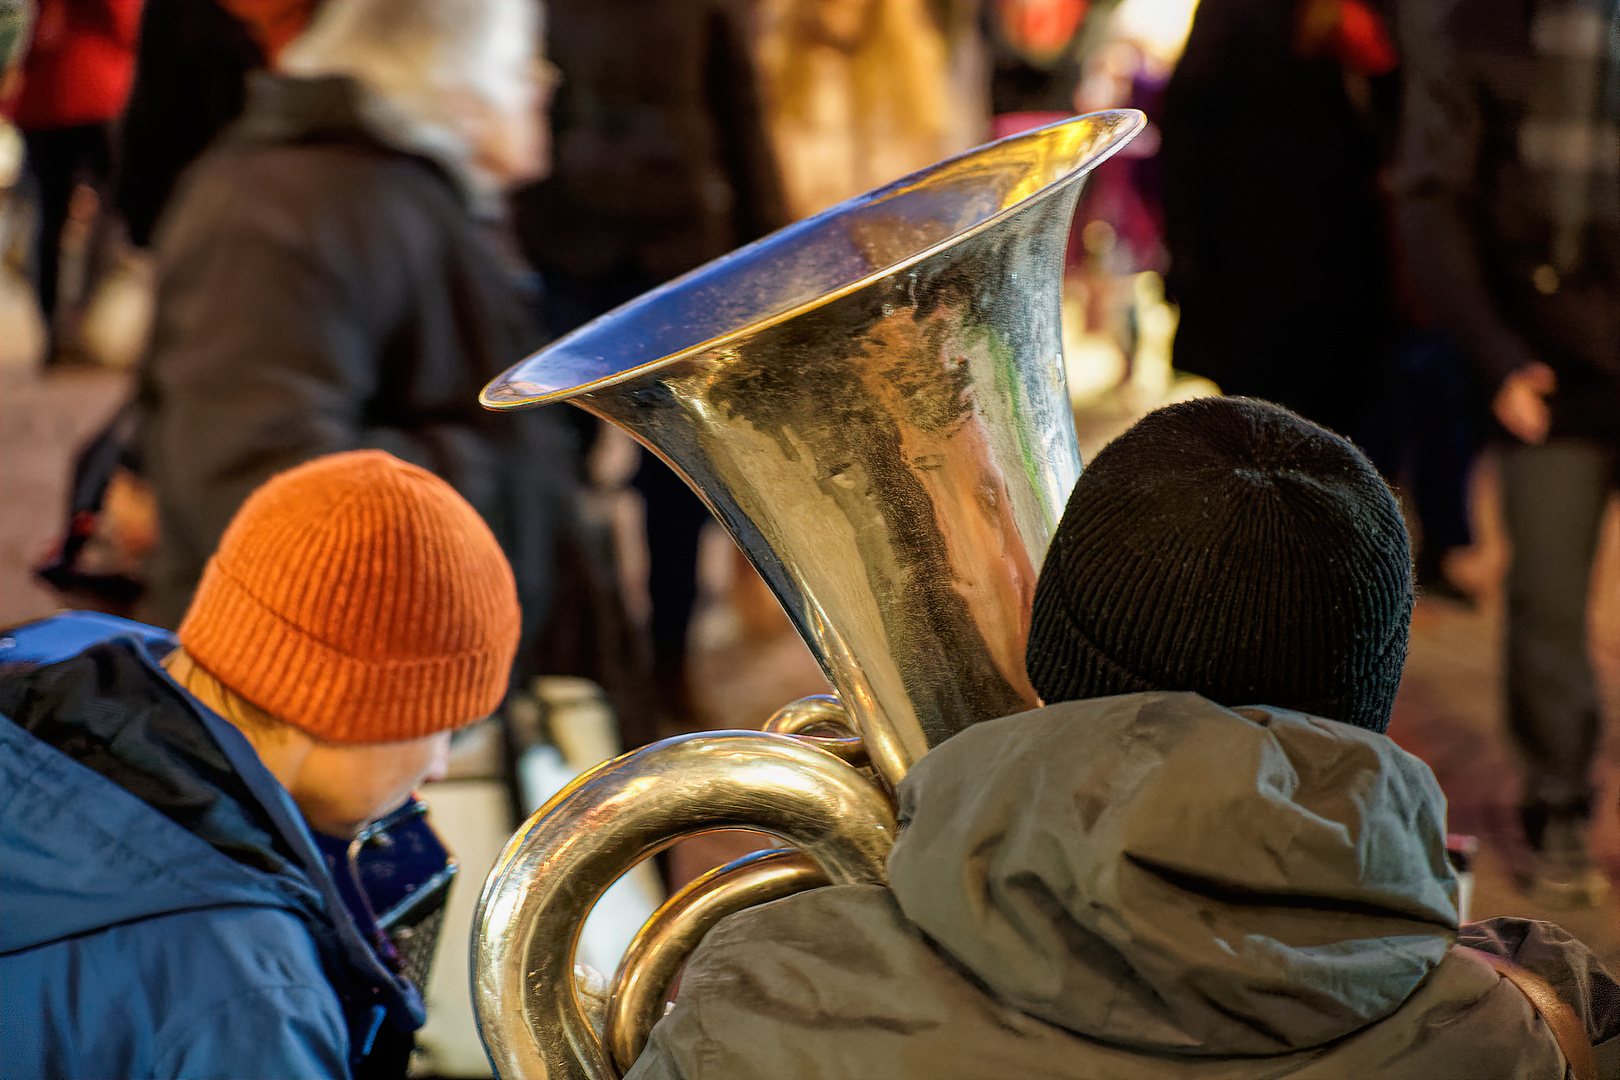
473,112 -> 1144,1079
471,732 -> 896,1080
605,849 -> 828,1072
486,110 -> 1143,788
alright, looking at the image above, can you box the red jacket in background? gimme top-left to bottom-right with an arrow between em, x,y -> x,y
6,0 -> 143,129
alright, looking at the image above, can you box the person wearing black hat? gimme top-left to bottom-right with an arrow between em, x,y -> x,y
626,396 -> 1619,1079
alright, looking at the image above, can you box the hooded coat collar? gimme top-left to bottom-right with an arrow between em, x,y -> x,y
886,692 -> 1460,1056
0,615 -> 424,1046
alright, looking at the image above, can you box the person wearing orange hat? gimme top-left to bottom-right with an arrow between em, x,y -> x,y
0,449 -> 520,1079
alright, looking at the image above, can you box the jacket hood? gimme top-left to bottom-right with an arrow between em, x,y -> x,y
887,692 -> 1459,1057
0,621 -> 422,1042
0,646 -> 326,954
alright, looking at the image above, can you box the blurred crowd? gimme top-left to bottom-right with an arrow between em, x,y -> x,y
0,0 -> 1616,1050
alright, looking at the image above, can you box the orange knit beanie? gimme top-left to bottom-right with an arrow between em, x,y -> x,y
178,450 -> 521,743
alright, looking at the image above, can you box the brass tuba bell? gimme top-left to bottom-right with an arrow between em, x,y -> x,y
473,110 -> 1145,1079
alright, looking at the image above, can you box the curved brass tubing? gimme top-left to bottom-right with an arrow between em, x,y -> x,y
472,731 -> 896,1080
605,848 -> 829,1071
762,695 -> 868,768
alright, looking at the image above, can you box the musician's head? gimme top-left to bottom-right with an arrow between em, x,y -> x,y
168,450 -> 520,836
1026,396 -> 1412,732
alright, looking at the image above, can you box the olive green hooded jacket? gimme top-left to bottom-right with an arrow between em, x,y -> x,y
628,692 -> 1619,1078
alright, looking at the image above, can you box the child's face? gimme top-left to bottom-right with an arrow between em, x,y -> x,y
291,730 -> 454,838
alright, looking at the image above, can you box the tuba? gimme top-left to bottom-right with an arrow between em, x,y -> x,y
473,110 -> 1145,1079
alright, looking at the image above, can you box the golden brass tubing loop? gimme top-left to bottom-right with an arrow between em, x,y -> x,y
601,701 -> 878,1068
763,695 -> 868,767
605,849 -> 828,1072
472,731 -> 897,1080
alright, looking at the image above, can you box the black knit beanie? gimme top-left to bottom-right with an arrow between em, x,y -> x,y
1026,396 -> 1413,733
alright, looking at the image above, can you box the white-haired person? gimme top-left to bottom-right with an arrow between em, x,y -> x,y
132,0 -> 583,700
0,451 -> 521,1078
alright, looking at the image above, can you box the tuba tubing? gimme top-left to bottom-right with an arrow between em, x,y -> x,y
474,111 -> 1146,1078
605,848 -> 827,1072
472,731 -> 896,1080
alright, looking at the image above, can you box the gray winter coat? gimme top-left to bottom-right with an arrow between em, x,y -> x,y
628,692 -> 1620,1078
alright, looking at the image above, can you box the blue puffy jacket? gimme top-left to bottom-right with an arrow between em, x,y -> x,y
0,613 -> 424,1079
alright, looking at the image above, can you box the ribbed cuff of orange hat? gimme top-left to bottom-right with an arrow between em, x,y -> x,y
180,557 -> 514,744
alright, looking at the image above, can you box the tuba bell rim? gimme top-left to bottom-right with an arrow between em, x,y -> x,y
479,108 -> 1146,412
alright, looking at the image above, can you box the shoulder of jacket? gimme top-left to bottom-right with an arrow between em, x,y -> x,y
0,612 -> 171,665
1354,946 -> 1566,1073
178,140 -> 448,232
678,884 -> 909,999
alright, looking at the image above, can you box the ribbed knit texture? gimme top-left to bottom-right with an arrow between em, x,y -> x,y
179,450 -> 521,743
1026,397 -> 1413,733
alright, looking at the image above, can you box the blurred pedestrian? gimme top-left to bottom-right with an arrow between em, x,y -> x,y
134,0 -> 583,704
987,0 -> 1112,126
1159,0 -> 1403,441
113,0 -> 320,251
1374,324 -> 1489,605
509,0 -> 788,743
1394,0 -> 1619,906
2,0 -> 141,364
758,0 -> 988,220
